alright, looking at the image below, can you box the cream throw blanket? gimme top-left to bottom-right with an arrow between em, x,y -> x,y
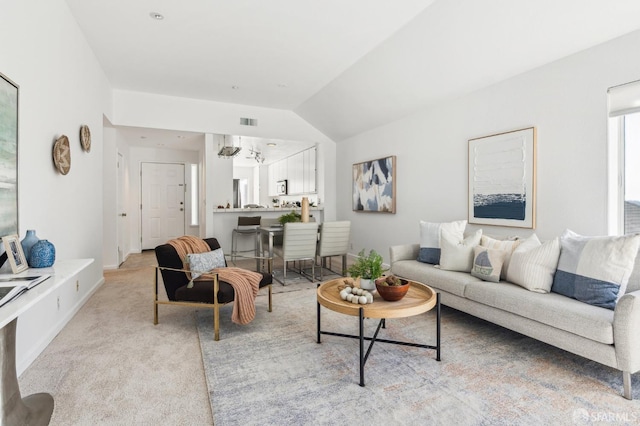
167,236 -> 262,325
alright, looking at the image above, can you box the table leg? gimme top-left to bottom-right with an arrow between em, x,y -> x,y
359,307 -> 364,387
317,284 -> 321,344
0,319 -> 53,426
436,292 -> 441,361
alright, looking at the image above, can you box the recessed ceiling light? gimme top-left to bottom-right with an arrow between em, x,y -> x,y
267,143 -> 277,147
149,12 -> 164,20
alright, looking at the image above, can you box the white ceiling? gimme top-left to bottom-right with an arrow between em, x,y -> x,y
67,0 -> 640,146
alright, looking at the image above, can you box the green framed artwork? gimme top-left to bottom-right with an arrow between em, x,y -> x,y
0,72 -> 19,239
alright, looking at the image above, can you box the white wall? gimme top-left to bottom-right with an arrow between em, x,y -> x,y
109,90 -> 338,224
0,0 -> 110,283
337,30 -> 640,263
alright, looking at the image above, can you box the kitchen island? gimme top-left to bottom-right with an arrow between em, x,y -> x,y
211,206 -> 324,254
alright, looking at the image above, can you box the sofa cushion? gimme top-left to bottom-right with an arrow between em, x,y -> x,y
626,249 -> 640,293
551,229 -> 640,309
480,235 -> 521,280
465,281 -> 615,344
391,260 -> 481,297
417,220 -> 466,264
506,234 -> 560,293
439,229 -> 482,272
471,246 -> 507,283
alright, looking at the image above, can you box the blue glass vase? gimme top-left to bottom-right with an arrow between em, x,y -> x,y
29,240 -> 55,268
20,230 -> 40,265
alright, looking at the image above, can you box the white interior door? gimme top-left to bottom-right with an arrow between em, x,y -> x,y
117,152 -> 127,265
141,162 -> 185,249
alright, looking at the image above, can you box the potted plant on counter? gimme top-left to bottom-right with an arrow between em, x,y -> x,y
347,249 -> 388,291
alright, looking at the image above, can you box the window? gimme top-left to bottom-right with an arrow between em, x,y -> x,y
608,80 -> 640,235
190,164 -> 199,226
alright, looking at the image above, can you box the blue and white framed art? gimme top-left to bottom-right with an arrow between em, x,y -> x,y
352,155 -> 396,213
468,127 -> 536,228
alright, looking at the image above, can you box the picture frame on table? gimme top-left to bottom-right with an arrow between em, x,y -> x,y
468,127 -> 536,229
2,234 -> 28,274
352,155 -> 396,213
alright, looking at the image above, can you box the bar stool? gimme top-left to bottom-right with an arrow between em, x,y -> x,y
231,216 -> 261,265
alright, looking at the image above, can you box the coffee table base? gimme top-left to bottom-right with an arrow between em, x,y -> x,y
317,293 -> 441,386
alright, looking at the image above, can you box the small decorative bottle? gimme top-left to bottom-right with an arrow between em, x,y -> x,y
301,197 -> 310,223
20,230 -> 40,265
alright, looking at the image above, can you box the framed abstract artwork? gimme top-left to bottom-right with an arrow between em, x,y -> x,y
0,72 -> 19,240
468,127 -> 536,228
352,155 -> 396,213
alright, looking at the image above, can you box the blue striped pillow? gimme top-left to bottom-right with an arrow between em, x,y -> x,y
550,230 -> 640,309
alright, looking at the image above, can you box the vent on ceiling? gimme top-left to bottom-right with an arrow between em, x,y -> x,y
240,117 -> 258,126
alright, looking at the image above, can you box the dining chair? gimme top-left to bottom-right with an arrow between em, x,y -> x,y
316,220 -> 351,280
273,222 -> 319,285
230,216 -> 261,264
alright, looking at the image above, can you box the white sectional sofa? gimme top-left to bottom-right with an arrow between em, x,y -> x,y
390,242 -> 640,399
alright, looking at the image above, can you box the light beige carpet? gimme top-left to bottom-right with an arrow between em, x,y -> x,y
17,251 -> 345,425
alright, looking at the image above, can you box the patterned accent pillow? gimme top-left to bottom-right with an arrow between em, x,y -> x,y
480,235 -> 521,280
471,246 -> 507,283
550,229 -> 640,309
506,234 -> 560,293
417,220 -> 466,264
439,229 -> 482,272
187,248 -> 226,279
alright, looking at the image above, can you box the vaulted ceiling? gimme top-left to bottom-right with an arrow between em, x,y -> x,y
66,0 -> 640,143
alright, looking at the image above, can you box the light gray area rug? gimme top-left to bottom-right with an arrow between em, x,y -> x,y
198,287 -> 640,425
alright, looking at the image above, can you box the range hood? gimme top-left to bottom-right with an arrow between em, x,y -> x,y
218,145 -> 241,157
218,135 -> 241,158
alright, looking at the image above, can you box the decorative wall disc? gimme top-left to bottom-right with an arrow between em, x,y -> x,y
53,135 -> 71,175
80,125 -> 91,152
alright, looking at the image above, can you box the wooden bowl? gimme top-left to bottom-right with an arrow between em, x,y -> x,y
375,279 -> 410,301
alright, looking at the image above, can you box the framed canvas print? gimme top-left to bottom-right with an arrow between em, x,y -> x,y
468,127 -> 536,228
0,72 -> 19,240
3,234 -> 28,274
352,155 -> 396,213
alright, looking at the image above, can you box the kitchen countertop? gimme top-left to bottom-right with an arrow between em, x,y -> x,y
213,206 -> 324,213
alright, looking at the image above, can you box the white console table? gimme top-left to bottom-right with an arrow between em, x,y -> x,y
0,259 -> 93,426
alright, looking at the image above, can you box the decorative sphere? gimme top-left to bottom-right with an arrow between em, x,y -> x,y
29,240 -> 55,268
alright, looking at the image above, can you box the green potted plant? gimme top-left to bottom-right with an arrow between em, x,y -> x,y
278,210 -> 301,225
347,249 -> 388,291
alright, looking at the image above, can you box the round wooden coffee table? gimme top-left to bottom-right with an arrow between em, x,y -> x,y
316,277 -> 441,386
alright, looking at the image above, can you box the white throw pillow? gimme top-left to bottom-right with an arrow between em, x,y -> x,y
187,248 -> 225,279
506,234 -> 560,293
418,220 -> 466,264
439,229 -> 482,272
480,235 -> 522,280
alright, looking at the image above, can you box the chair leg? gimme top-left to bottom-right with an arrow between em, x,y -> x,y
282,261 -> 287,286
268,285 -> 273,312
154,268 -> 159,325
213,275 -> 220,341
342,254 -> 347,276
